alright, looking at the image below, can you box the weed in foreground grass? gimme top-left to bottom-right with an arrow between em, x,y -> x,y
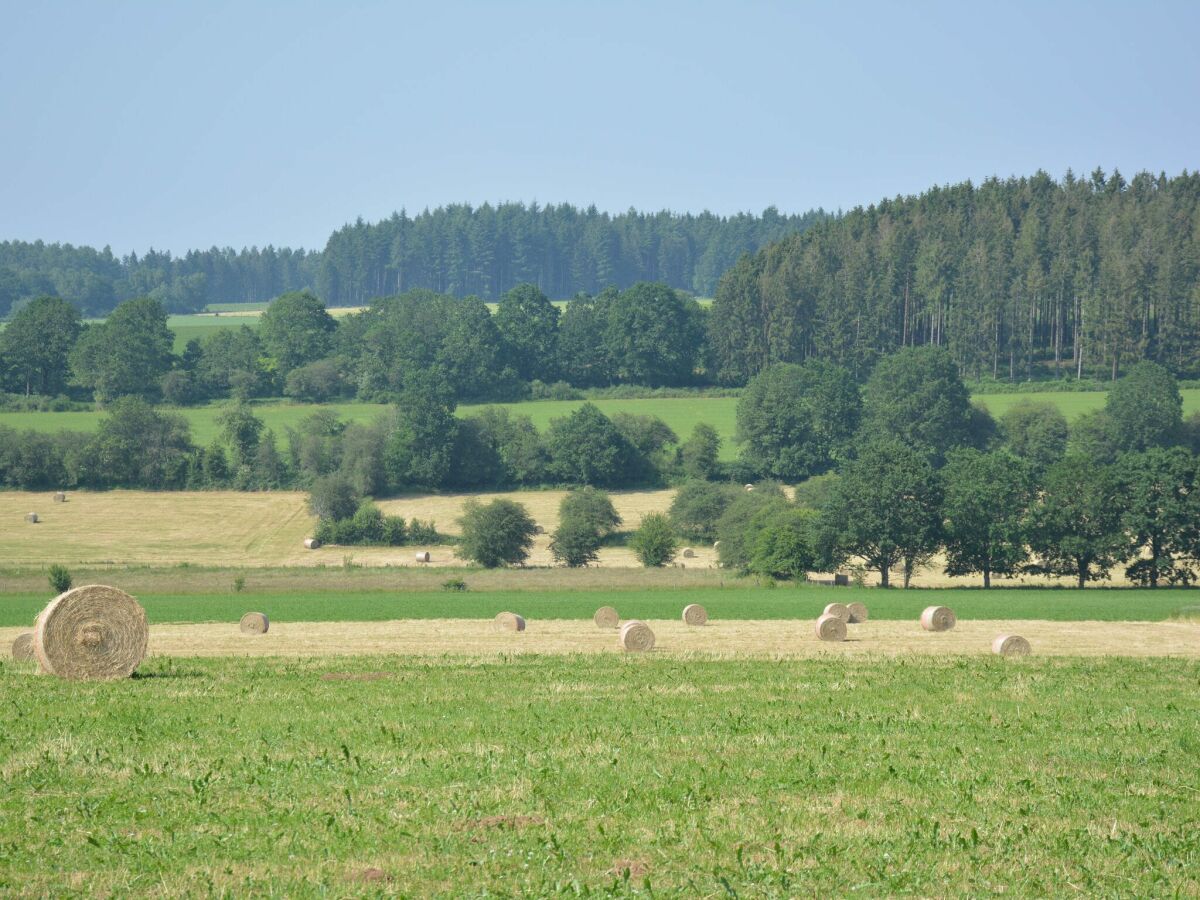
0,654 -> 1196,896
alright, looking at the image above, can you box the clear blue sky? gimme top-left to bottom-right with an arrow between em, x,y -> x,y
1,0 -> 1197,255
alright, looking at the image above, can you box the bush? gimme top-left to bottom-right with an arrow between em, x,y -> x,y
559,487 -> 621,536
441,577 -> 468,592
232,575 -> 246,593
550,517 -> 604,567
307,474 -> 360,521
715,486 -> 788,571
313,501 -> 408,546
678,423 -> 722,480
408,519 -> 439,544
669,480 -> 739,541
284,358 -> 349,402
629,512 -> 677,567
748,507 -> 819,580
529,379 -> 582,401
48,564 -> 72,594
458,498 -> 537,568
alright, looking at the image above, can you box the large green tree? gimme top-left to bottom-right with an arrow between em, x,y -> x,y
458,498 -> 537,568
1000,401 -> 1069,474
1104,361 -> 1184,452
940,449 -> 1032,587
603,283 -> 703,386
495,283 -> 560,381
69,297 -> 174,401
545,403 -> 643,487
0,296 -> 81,395
1115,447 -> 1199,587
259,290 -> 336,376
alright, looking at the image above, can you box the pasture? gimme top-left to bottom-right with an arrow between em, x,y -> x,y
1,652 -> 1196,895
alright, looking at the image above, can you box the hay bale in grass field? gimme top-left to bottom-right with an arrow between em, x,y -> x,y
822,602 -> 850,622
53,492 -> 66,503
25,512 -> 38,524
11,632 -> 35,662
239,612 -> 270,635
303,537 -> 321,550
681,603 -> 708,626
682,548 -> 696,559
619,620 -> 655,652
846,602 -> 869,624
33,585 -> 148,680
414,551 -> 431,563
744,484 -> 754,492
991,634 -> 1031,657
593,606 -> 620,629
814,613 -> 846,642
493,611 -> 526,632
920,605 -> 956,632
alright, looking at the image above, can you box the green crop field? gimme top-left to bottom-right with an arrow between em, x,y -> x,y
0,584 -> 1193,628
1,652 -> 1196,895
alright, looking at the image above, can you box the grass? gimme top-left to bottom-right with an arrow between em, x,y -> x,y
2,584 -> 1195,627
0,653 -> 1196,895
4,390 -> 1200,458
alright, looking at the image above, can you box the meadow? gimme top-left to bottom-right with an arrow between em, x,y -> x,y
5,390 -> 1200,457
0,653 -> 1196,895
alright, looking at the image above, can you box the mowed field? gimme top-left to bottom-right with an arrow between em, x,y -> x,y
0,653 -> 1196,895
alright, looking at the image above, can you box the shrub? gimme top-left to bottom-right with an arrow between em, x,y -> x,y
559,487 -> 622,536
669,480 -> 739,541
678,423 -> 722,480
284,358 -> 349,402
458,498 -> 537,568
748,507 -> 819,580
48,564 -> 72,594
441,577 -> 468,592
408,519 -> 439,544
232,575 -> 246,593
715,486 -> 788,571
307,474 -> 360,521
550,517 -> 604,567
629,512 -> 677,567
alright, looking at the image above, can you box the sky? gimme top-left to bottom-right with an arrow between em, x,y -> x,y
1,0 -> 1197,255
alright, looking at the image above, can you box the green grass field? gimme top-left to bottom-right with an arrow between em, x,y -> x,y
1,584 -> 1193,627
1,653 -> 1195,895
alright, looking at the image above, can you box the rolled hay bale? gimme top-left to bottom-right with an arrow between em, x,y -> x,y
712,540 -> 720,550
833,573 -> 850,587
744,484 -> 754,492
533,523 -> 545,535
414,551 -> 431,563
239,612 -> 270,635
303,537 -> 321,550
846,602 -> 869,624
25,512 -> 38,524
920,605 -> 957,632
53,492 -> 66,503
814,613 -> 847,642
822,602 -> 850,623
681,603 -> 708,626
33,585 -> 148,681
493,611 -> 526,632
682,547 -> 696,559
619,620 -> 655,652
992,634 -> 1031,657
11,632 -> 35,662
593,606 -> 620,629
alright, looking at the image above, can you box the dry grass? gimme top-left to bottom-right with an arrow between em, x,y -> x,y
3,618 -> 1191,660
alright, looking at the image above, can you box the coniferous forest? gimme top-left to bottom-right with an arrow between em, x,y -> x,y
710,169 -> 1200,382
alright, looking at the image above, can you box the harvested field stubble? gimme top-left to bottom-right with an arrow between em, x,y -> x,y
0,653 -> 1196,896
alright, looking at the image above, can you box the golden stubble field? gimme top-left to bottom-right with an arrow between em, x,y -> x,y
0,488 -> 1130,587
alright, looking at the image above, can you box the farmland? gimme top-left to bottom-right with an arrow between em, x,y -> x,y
1,652 -> 1197,895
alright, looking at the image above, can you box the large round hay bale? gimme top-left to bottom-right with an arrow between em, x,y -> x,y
415,551 -> 431,563
682,547 -> 696,559
493,611 -> 526,632
619,620 -> 655,652
593,606 -> 619,629
53,492 -> 66,503
239,612 -> 269,635
533,523 -> 545,535
25,512 -> 38,524
814,613 -> 847,642
920,605 -> 957,632
744,484 -> 754,492
712,540 -> 720,550
11,632 -> 35,662
303,537 -> 320,550
822,602 -> 850,622
681,603 -> 708,626
846,602 -> 869,624
33,585 -> 148,680
992,634 -> 1031,657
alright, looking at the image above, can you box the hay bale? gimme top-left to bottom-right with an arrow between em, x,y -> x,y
593,606 -> 620,629
53,492 -> 66,503
822,602 -> 850,622
239,612 -> 269,635
744,484 -> 754,492
814,613 -> 846,642
991,634 -> 1031,657
920,605 -> 957,632
414,551 -> 431,563
33,585 -> 148,680
833,573 -> 849,587
712,540 -> 720,550
303,537 -> 321,550
533,523 -> 545,535
619,620 -> 655,652
25,512 -> 38,524
493,611 -> 526,632
681,603 -> 708,626
11,632 -> 35,662
846,602 -> 869,624
682,547 -> 696,559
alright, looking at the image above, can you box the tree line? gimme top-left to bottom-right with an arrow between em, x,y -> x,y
0,203 -> 825,318
710,169 -> 1200,383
